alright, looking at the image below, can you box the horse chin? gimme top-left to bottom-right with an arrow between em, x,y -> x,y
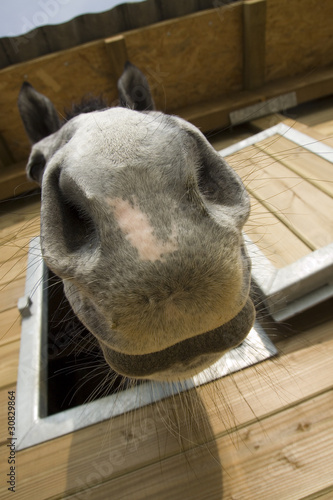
100,297 -> 255,382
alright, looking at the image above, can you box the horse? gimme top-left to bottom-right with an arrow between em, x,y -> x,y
17,62 -> 255,382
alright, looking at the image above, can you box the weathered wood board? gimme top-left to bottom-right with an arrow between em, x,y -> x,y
0,1 -> 333,200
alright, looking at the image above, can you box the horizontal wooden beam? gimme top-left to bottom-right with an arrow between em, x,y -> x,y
2,65 -> 333,201
0,161 -> 36,201
0,133 -> 14,167
177,65 -> 333,131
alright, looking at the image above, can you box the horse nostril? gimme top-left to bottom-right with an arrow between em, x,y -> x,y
61,197 -> 97,253
42,167 -> 99,260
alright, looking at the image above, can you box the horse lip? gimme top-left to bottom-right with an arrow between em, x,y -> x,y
100,297 -> 255,379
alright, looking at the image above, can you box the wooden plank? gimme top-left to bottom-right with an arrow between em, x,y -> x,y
0,197 -> 39,313
0,217 -> 39,246
0,40 -> 10,69
68,391 -> 333,500
302,490 -> 333,500
0,133 -> 14,167
0,34 -> 332,189
0,0 -> 217,69
0,385 -> 16,445
265,0 -> 333,83
226,146 -> 333,249
0,216 -> 39,263
0,277 -> 25,314
0,308 -> 21,347
208,124 -> 254,151
11,319 -> 333,499
124,6 -> 243,111
313,119 -> 333,139
0,340 -> 20,388
0,7 -> 244,165
244,194 -> 311,267
0,254 -> 28,288
282,118 -> 333,149
256,135 -> 333,198
0,160 -> 36,201
0,238 -> 33,266
0,40 -> 119,164
178,66 -> 333,131
243,0 -> 266,90
250,112 -> 285,131
179,89 -> 260,131
104,35 -> 128,81
0,196 -> 40,231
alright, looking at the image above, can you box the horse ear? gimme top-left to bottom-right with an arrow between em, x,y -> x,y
18,82 -> 61,144
117,61 -> 155,111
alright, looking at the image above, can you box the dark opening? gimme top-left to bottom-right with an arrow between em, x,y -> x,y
46,269 -> 128,416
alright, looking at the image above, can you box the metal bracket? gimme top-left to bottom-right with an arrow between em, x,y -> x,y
229,93 -> 298,126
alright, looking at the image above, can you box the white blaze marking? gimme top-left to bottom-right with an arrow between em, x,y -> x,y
108,197 -> 178,261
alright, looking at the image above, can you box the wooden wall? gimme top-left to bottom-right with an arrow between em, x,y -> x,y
265,0 -> 333,82
0,0 -> 332,200
0,0 -> 222,68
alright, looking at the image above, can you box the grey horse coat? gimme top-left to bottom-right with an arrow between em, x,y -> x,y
18,63 -> 255,381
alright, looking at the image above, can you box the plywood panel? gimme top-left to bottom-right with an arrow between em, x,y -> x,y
265,0 -> 333,82
124,6 -> 243,111
0,40 -> 119,163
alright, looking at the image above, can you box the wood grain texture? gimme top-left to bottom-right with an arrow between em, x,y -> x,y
244,193 -> 311,267
0,40 -> 119,164
0,277 -> 26,313
7,320 -> 333,499
265,0 -> 333,82
227,145 -> 333,249
0,161 -> 36,201
0,308 -> 21,346
178,66 -> 333,131
61,392 -> 333,500
124,6 -> 243,111
0,133 -> 14,167
256,135 -> 333,197
0,0 -> 217,68
0,340 -> 20,388
0,385 -> 16,445
283,118 -> 333,150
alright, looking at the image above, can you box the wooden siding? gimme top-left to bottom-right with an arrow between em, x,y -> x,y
1,1 -> 333,200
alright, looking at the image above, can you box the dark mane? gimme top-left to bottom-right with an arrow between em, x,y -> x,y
64,94 -> 108,121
